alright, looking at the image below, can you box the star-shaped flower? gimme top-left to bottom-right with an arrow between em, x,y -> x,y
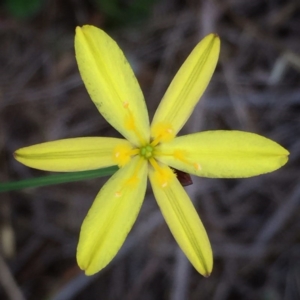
14,25 -> 289,277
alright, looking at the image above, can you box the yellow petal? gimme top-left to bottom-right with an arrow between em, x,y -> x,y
156,131 -> 289,178
14,137 -> 131,172
151,34 -> 220,138
149,165 -> 212,276
77,157 -> 147,275
75,25 -> 150,146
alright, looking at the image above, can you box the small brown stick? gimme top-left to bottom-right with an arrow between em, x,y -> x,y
0,253 -> 25,300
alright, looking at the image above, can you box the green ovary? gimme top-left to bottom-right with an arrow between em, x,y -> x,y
140,145 -> 154,159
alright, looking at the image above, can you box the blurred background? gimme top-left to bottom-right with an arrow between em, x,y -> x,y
0,0 -> 299,299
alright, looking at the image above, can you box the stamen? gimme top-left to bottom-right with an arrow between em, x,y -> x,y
149,158 -> 160,173
173,150 -> 186,161
130,149 -> 140,156
114,157 -> 144,197
151,122 -> 175,145
149,158 -> 175,188
150,136 -> 162,147
132,157 -> 145,178
158,149 -> 202,172
123,102 -> 146,145
113,144 -> 139,167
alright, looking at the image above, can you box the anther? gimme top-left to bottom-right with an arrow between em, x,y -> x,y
162,182 -> 168,188
151,122 -> 175,144
194,163 -> 201,170
115,191 -> 122,197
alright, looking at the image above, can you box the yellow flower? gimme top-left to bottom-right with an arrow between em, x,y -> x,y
14,25 -> 289,277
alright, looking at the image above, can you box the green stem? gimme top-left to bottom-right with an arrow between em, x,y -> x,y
0,166 -> 118,193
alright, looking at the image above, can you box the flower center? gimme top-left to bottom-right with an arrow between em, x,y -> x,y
113,142 -> 176,191
113,143 -> 156,167
139,144 -> 154,159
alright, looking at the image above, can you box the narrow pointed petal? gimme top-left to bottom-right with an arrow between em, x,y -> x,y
75,25 -> 150,146
149,165 -> 212,276
77,157 -> 147,275
14,137 -> 131,172
151,34 -> 220,138
156,131 -> 289,178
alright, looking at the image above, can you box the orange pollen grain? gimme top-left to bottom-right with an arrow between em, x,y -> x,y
194,163 -> 201,170
115,191 -> 122,197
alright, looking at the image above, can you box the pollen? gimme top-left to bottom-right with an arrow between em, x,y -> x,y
194,163 -> 201,170
167,128 -> 173,134
115,191 -> 122,197
162,181 -> 168,188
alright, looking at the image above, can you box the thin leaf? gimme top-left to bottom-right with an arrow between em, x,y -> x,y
0,166 -> 118,193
